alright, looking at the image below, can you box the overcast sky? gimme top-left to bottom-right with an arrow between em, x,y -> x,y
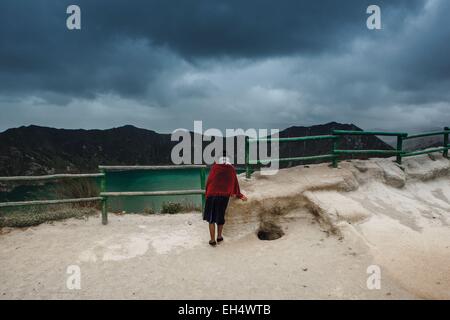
0,0 -> 449,133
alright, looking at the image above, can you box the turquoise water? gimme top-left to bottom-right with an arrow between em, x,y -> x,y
106,169 -> 205,212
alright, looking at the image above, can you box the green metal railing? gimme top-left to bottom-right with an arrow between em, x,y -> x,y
245,135 -> 338,178
0,165 -> 207,225
98,165 -> 206,225
245,127 -> 450,177
332,130 -> 407,166
0,173 -> 104,208
402,128 -> 450,158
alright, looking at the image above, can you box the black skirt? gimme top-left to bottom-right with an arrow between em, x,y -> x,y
203,196 -> 230,225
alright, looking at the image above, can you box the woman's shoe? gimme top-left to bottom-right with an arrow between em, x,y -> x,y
209,240 -> 217,246
217,237 -> 224,243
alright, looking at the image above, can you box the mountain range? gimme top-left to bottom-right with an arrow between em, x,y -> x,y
0,122 -> 394,176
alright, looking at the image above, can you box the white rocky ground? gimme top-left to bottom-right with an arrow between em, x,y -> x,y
0,153 -> 449,299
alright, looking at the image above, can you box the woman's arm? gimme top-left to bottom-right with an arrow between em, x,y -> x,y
231,167 -> 247,201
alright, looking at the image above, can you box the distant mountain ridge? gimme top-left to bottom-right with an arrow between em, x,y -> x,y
0,122 -> 393,176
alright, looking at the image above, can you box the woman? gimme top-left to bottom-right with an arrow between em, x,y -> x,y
203,152 -> 247,246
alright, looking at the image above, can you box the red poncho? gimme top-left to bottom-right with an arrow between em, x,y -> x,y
205,163 -> 244,199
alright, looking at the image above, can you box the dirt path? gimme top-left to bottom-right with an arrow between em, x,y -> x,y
0,211 -> 413,299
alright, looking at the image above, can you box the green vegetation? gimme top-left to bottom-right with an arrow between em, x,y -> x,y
0,179 -> 100,228
143,207 -> 156,215
52,179 -> 100,207
0,204 -> 97,228
161,202 -> 183,214
161,201 -> 201,214
0,178 -> 203,228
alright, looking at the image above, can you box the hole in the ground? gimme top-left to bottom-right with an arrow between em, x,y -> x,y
257,221 -> 284,240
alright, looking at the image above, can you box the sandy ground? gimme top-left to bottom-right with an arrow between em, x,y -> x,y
0,212 -> 412,299
0,153 -> 449,299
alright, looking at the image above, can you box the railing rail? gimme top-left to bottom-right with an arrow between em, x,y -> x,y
332,130 -> 408,137
402,147 -> 448,158
98,165 -> 205,171
248,135 -> 338,143
404,130 -> 450,140
0,197 -> 103,208
333,149 -> 400,155
249,154 -> 335,165
245,127 -> 449,177
100,190 -> 204,197
0,173 -> 104,182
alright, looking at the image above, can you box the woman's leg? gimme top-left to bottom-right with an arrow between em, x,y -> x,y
209,223 -> 216,241
217,224 -> 224,239
217,197 -> 229,241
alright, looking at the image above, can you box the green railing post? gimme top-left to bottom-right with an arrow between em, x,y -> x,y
332,135 -> 339,168
396,134 -> 405,164
100,169 -> 108,225
200,167 -> 206,210
444,127 -> 449,158
245,136 -> 251,179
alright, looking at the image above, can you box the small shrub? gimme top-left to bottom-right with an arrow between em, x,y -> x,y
161,202 -> 183,214
143,207 -> 156,215
0,204 -> 97,228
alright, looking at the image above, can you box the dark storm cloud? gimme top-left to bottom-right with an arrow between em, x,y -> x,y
0,0 -> 423,99
0,0 -> 448,132
385,1 -> 450,92
81,0 -> 422,58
